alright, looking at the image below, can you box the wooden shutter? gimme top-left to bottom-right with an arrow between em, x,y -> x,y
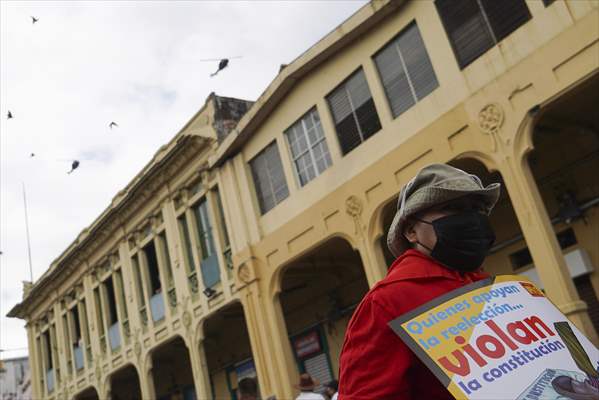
375,42 -> 414,117
250,152 -> 274,213
398,23 -> 438,102
347,70 -> 381,141
375,22 -> 438,118
250,142 -> 289,214
435,0 -> 494,68
481,0 -> 531,42
304,353 -> 333,392
328,85 -> 362,155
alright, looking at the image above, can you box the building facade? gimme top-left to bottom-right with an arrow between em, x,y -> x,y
8,1 -> 599,399
0,357 -> 30,400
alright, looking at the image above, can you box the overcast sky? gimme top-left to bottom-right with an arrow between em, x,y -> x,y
0,0 -> 367,360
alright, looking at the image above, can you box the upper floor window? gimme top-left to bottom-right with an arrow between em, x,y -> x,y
327,69 -> 381,155
250,141 -> 289,214
374,22 -> 438,118
285,108 -> 332,186
435,0 -> 531,68
193,198 -> 221,288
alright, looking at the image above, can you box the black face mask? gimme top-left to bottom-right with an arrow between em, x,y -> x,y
412,212 -> 496,272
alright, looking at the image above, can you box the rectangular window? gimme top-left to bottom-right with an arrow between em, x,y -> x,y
142,241 -> 162,295
178,215 -> 196,274
70,307 -> 82,343
114,270 -> 128,320
212,188 -> 230,250
79,300 -> 92,363
131,255 -> 146,306
36,336 -> 43,388
193,198 -> 221,287
61,315 -> 72,372
157,232 -> 174,287
80,301 -> 90,338
435,0 -> 531,68
70,307 -> 84,370
285,108 -> 332,186
104,276 -> 119,325
49,324 -> 60,383
374,22 -> 438,118
42,330 -> 54,392
250,141 -> 290,214
327,69 -> 381,155
194,199 -> 215,259
213,188 -> 233,274
93,288 -> 105,336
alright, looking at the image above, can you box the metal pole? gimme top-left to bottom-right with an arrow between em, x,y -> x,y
22,182 -> 33,282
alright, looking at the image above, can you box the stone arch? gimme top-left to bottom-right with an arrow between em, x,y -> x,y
106,363 -> 143,400
72,385 -> 100,400
147,334 -> 197,400
202,300 -> 258,400
269,231 -> 359,301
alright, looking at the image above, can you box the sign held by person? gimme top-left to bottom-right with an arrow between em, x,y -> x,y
389,275 -> 599,400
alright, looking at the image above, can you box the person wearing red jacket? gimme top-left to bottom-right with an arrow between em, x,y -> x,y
338,164 -> 501,400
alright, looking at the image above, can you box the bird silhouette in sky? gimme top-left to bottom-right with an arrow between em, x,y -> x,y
201,56 -> 242,77
31,16 -> 39,24
109,121 -> 118,129
7,111 -> 13,119
67,160 -> 80,174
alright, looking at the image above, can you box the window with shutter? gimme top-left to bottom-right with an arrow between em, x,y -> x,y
327,69 -> 381,155
374,22 -> 438,118
436,0 -> 531,69
193,198 -> 221,288
285,108 -> 332,186
250,141 -> 290,214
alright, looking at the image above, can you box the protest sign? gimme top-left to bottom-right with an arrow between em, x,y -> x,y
389,275 -> 599,400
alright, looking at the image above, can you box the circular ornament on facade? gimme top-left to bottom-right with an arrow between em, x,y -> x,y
345,196 -> 363,217
238,263 -> 252,284
478,103 -> 504,135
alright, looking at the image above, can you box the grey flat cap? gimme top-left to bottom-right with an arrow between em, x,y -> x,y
386,163 -> 501,258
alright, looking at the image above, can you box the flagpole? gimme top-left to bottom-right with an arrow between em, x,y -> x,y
22,182 -> 33,282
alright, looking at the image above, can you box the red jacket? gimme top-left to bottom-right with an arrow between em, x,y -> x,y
338,249 -> 488,400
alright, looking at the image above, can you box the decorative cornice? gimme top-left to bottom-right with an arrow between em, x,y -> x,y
9,135 -> 213,319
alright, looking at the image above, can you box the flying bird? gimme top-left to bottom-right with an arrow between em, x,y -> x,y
109,121 -> 118,129
31,16 -> 39,24
67,160 -> 80,174
200,56 -> 242,77
7,111 -> 13,119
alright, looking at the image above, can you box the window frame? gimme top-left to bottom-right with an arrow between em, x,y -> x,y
325,67 -> 382,155
435,0 -> 532,69
372,20 -> 439,119
285,107 -> 332,187
249,140 -> 290,214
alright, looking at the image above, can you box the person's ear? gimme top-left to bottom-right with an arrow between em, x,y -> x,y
403,220 -> 418,244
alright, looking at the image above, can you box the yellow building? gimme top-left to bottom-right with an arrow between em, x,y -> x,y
8,0 -> 599,399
